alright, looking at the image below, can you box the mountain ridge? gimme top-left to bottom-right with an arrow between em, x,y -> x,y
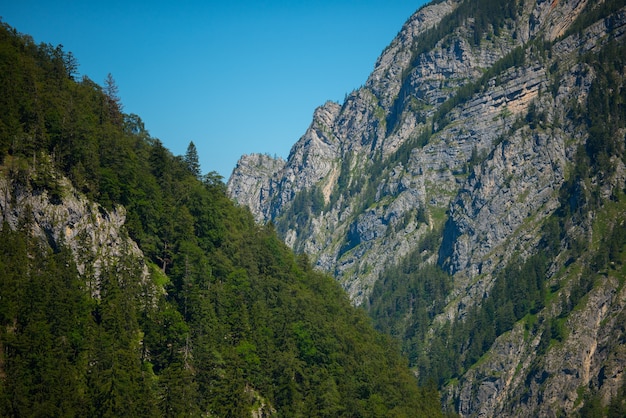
228,0 -> 626,415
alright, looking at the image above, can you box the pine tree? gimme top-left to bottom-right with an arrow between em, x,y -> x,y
184,141 -> 201,178
103,73 -> 123,124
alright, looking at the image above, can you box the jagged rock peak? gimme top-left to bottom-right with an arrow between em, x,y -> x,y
227,153 -> 285,222
366,0 -> 461,103
228,101 -> 342,223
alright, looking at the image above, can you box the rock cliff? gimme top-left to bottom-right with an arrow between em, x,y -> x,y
0,156 -> 150,298
228,0 -> 626,415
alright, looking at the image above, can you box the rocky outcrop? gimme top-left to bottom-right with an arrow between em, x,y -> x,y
367,0 -> 461,110
228,101 -> 341,223
440,3 -> 626,305
227,153 -> 285,223
269,101 -> 342,218
0,160 -> 149,298
228,0 -> 626,415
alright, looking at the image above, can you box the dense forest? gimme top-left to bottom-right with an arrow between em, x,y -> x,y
0,21 -> 445,417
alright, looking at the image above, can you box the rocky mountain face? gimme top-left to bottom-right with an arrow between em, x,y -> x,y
228,0 -> 626,415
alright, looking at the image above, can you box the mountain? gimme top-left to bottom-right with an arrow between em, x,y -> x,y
0,21 -> 444,417
228,0 -> 626,416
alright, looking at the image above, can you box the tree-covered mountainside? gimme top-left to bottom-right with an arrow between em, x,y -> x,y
228,0 -> 626,415
0,21 -> 445,417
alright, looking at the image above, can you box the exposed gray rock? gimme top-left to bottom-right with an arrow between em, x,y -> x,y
270,101 -> 342,216
227,153 -> 285,222
227,101 -> 341,223
0,168 -> 149,298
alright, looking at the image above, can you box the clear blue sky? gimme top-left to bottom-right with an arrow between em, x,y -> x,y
2,1 -> 428,178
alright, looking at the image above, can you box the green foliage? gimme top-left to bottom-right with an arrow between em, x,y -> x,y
0,21 -> 444,417
275,185 -> 325,237
560,0 -> 626,41
557,39 -> 626,225
184,140 -> 201,178
582,39 -> 626,177
0,225 -> 96,416
369,229 -> 453,370
413,249 -> 550,386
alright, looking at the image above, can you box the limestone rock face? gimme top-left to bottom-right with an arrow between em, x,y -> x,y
367,0 -> 462,110
228,101 -> 341,223
0,171 -> 148,298
227,153 -> 286,223
446,271 -> 626,417
229,0 -> 626,415
270,101 -> 342,217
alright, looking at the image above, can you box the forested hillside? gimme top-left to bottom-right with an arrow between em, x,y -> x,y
0,21 -> 444,417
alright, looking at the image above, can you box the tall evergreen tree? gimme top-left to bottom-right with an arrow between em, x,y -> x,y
184,141 -> 201,178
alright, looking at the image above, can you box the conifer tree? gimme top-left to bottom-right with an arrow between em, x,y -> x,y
103,73 -> 123,124
184,141 -> 201,178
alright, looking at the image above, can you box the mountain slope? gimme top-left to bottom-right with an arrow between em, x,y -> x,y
0,21 -> 443,417
228,0 -> 626,415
